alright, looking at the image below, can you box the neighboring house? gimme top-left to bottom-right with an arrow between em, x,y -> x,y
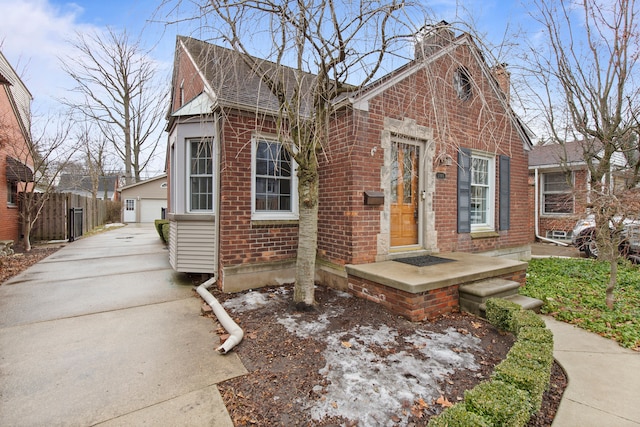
0,51 -> 34,242
528,140 -> 628,242
166,25 -> 533,315
119,174 -> 168,223
57,174 -> 119,201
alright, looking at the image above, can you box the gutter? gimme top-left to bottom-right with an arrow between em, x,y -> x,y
534,168 -> 569,246
196,277 -> 244,354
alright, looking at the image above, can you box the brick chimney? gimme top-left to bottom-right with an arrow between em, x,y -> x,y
414,20 -> 455,60
493,63 -> 511,103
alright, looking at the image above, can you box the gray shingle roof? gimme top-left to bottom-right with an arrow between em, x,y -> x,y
528,140 -> 594,167
178,36 -> 319,115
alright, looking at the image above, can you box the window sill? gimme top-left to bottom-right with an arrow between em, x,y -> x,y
252,219 -> 299,227
168,213 -> 215,221
540,213 -> 575,217
470,231 -> 499,239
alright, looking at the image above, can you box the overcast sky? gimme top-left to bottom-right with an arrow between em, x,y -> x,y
0,0 -> 538,175
0,0 -> 536,108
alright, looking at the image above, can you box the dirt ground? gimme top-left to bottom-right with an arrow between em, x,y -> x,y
209,284 -> 566,427
0,243 -> 62,284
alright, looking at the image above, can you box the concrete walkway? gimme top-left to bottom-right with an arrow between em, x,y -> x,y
544,317 -> 640,426
0,224 -> 246,426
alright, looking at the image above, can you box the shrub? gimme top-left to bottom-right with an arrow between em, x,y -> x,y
105,200 -> 122,223
516,326 -> 554,345
508,340 -> 554,372
464,380 -> 532,426
485,298 -> 520,332
492,358 -> 550,414
512,309 -> 546,335
154,219 -> 169,243
162,222 -> 170,245
427,403 -> 492,427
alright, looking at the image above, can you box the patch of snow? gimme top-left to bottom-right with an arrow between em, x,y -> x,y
222,290 -> 277,313
278,306 -> 345,339
306,325 -> 481,426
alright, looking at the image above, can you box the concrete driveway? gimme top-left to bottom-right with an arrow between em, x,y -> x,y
0,224 -> 246,426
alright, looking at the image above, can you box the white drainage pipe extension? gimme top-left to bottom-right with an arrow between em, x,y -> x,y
196,277 -> 244,354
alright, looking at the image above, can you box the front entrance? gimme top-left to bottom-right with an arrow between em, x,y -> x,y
390,142 -> 420,246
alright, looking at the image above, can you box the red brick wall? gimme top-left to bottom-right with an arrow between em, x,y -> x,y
347,267 -> 527,322
0,86 -> 32,242
217,110 -> 298,270
347,275 -> 459,321
318,109 -> 385,266
318,40 -> 532,265
172,43 -> 205,113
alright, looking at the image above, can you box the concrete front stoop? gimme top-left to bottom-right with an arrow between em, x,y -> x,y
459,278 -> 543,316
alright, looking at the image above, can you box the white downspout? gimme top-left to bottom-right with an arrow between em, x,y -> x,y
534,167 -> 569,246
196,277 -> 244,354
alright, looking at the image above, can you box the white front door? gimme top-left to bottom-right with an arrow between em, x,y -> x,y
123,199 -> 136,222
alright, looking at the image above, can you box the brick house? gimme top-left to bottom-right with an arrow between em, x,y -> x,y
528,140 -> 628,242
0,51 -> 34,243
166,25 -> 533,319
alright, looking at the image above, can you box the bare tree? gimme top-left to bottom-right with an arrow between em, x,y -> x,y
4,113 -> 75,251
161,0 -> 427,308
61,28 -> 166,185
523,0 -> 640,308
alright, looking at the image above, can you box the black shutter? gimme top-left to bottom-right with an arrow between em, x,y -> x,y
457,148 -> 471,233
499,155 -> 510,230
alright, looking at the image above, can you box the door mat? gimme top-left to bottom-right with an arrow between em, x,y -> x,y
393,255 -> 455,267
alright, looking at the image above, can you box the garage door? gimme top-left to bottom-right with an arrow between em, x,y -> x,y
140,199 -> 167,223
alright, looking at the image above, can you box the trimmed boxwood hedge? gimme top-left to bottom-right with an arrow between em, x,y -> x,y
464,380 -> 532,426
427,402 -> 492,427
154,219 -> 169,244
484,298 -> 520,332
428,299 -> 554,427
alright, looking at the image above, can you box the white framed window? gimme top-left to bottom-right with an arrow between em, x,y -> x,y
470,153 -> 495,231
188,138 -> 214,212
542,172 -> 574,215
251,136 -> 298,220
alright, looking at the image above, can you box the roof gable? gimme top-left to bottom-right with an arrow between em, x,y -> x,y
175,36 -> 318,115
0,51 -> 33,140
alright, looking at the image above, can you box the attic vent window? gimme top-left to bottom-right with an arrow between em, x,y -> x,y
454,67 -> 472,100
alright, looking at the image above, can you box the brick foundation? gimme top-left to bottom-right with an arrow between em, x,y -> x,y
345,266 -> 527,322
347,275 -> 459,321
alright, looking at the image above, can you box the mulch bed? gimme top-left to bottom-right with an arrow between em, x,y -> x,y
0,242 -> 63,285
207,284 -> 567,426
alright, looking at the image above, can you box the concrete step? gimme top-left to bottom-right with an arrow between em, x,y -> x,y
459,278 -> 544,317
459,278 -> 520,302
478,294 -> 544,315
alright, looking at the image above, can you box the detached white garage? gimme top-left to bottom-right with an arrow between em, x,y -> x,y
119,174 -> 168,223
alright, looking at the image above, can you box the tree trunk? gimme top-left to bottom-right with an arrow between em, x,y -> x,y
293,163 -> 319,309
606,258 -> 617,309
21,204 -> 32,252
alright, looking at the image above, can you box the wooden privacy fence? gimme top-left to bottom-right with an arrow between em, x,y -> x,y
26,193 -> 110,242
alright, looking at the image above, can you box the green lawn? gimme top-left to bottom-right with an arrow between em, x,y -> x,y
523,258 -> 640,350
